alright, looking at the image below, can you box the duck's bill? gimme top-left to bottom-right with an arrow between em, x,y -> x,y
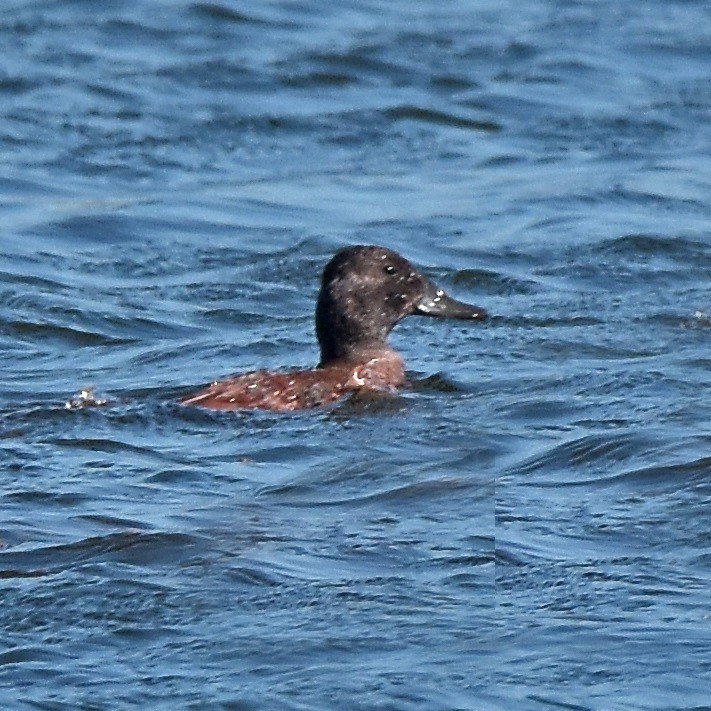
416,282 -> 487,320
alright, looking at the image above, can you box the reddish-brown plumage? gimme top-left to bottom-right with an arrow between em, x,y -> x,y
180,352 -> 405,412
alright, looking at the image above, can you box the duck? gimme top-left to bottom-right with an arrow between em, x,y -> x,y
180,245 -> 487,412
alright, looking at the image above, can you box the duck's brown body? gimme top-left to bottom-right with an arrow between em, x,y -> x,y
180,352 -> 405,412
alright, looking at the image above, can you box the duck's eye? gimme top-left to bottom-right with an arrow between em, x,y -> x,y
384,264 -> 396,275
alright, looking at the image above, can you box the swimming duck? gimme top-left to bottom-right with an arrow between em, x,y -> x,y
180,245 -> 487,412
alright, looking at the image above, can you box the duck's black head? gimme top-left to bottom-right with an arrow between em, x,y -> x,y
315,245 -> 487,365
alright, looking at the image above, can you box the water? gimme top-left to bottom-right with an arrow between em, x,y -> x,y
1,1 -> 710,708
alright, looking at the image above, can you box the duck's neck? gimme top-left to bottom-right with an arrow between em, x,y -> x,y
318,346 -> 406,391
318,342 -> 400,369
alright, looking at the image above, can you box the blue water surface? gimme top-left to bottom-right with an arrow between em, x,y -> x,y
1,1 -> 710,709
